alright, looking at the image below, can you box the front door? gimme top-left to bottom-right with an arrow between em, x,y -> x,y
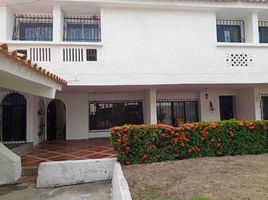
261,96 -> 268,120
2,93 -> 27,142
47,101 -> 57,140
219,96 -> 235,120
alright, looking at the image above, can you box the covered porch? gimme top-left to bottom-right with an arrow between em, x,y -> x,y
53,84 -> 268,140
21,138 -> 116,168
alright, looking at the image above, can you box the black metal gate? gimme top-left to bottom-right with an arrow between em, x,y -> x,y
1,93 -> 27,142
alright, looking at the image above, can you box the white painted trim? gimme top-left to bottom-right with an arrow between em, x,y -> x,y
89,131 -> 110,138
6,40 -> 103,47
216,42 -> 268,48
112,162 -> 132,200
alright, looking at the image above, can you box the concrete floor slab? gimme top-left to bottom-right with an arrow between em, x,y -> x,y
0,180 -> 111,200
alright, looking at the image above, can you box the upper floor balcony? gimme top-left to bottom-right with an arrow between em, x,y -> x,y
11,14 -> 101,43
216,12 -> 268,45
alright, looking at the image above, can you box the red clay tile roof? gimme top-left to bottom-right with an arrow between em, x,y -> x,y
0,43 -> 67,85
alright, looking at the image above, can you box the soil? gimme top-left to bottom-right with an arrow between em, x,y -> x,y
123,154 -> 268,200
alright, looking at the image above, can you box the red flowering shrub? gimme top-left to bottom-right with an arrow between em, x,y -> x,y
110,120 -> 268,165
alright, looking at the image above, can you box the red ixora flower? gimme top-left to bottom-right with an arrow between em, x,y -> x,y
141,154 -> 148,160
188,148 -> 193,153
229,131 -> 234,137
180,143 -> 185,148
173,138 -> 179,143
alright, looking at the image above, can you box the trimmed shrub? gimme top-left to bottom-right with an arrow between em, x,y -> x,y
110,120 -> 268,165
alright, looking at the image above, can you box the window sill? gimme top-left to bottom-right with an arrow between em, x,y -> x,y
216,42 -> 268,48
6,40 -> 103,47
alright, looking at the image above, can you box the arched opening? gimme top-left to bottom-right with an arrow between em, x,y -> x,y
1,93 -> 27,142
47,99 -> 66,141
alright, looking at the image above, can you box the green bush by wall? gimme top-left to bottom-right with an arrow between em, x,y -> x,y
110,120 -> 268,165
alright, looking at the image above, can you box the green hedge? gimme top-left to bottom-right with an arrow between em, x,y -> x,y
110,120 -> 268,165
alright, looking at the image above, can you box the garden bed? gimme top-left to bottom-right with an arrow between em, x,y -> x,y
123,154 -> 268,200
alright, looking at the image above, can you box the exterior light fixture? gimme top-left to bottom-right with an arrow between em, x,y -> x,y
209,101 -> 215,111
205,88 -> 209,100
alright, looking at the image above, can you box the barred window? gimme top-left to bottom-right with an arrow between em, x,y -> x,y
216,19 -> 245,43
157,100 -> 198,126
259,21 -> 268,43
13,14 -> 53,41
89,100 -> 143,131
86,49 -> 97,61
64,16 -> 101,42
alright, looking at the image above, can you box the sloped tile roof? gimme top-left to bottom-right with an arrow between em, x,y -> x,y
0,43 -> 67,85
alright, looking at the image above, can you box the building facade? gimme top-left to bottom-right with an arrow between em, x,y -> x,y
1,0 -> 268,145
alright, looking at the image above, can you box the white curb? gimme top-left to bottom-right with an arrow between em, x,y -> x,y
37,158 -> 116,188
112,161 -> 132,200
36,157 -> 132,199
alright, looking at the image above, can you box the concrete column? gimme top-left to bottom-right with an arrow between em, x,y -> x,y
143,89 -> 157,124
245,12 -> 259,43
26,94 -> 34,143
199,90 -> 220,122
53,5 -> 64,42
0,6 -> 14,41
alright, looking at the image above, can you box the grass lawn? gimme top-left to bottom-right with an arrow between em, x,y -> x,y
123,154 -> 268,200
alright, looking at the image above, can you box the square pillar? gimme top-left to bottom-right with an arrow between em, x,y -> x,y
53,5 -> 64,42
143,89 -> 157,124
245,12 -> 259,43
0,6 -> 14,41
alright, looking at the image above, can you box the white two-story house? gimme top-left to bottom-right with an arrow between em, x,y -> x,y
1,0 -> 268,145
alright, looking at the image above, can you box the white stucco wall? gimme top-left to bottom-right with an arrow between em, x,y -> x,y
200,89 -> 237,121
4,4 -> 268,86
56,93 -> 89,140
236,88 -> 256,120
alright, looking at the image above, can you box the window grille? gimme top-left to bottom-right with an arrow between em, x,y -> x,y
157,99 -> 198,126
29,48 -> 51,62
63,15 -> 101,42
89,100 -> 143,131
13,14 -> 53,41
216,19 -> 245,43
259,21 -> 268,43
63,48 -> 84,62
86,49 -> 97,61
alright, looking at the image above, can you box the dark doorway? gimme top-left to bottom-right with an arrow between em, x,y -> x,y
1,93 -> 26,142
47,100 -> 66,141
261,96 -> 268,120
219,96 -> 236,120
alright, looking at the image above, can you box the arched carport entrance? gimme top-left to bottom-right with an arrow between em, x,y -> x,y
47,99 -> 66,140
1,93 -> 27,142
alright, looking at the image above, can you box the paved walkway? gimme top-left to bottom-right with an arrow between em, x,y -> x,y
0,181 -> 111,200
21,138 -> 116,168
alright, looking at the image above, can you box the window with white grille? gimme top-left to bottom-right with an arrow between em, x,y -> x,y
225,53 -> 253,67
63,48 -> 84,62
29,48 -> 51,62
